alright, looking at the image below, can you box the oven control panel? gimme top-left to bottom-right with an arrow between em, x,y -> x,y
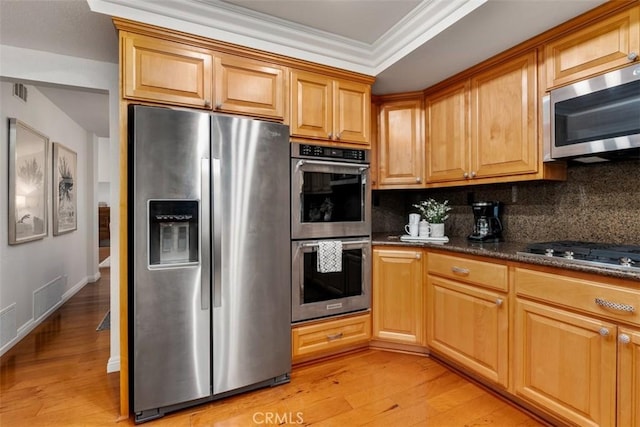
297,144 -> 368,163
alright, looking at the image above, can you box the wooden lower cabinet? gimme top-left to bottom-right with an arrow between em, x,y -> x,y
514,299 -> 618,427
618,327 -> 640,427
291,312 -> 371,363
372,247 -> 424,345
426,274 -> 509,388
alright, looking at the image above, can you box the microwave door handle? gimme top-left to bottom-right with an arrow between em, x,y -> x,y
212,157 -> 222,308
201,158 -> 211,310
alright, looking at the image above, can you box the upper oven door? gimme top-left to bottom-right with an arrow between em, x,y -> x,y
291,158 -> 371,239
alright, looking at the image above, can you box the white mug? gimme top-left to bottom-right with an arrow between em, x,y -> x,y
409,213 -> 420,224
404,223 -> 419,237
418,220 -> 431,237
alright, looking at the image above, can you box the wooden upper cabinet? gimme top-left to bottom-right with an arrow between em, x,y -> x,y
214,54 -> 286,119
377,96 -> 423,188
122,32 -> 213,108
471,51 -> 538,179
290,70 -> 333,139
426,81 -> 469,183
290,69 -> 371,146
545,6 -> 640,90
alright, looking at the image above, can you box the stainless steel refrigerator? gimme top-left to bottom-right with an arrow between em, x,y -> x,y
129,105 -> 291,422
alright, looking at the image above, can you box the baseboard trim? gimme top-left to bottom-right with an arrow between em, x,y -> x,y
107,356 -> 120,373
0,275 -> 91,357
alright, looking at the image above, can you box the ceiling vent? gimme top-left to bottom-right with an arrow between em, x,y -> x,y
13,83 -> 27,102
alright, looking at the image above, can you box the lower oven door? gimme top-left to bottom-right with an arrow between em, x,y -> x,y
292,237 -> 371,323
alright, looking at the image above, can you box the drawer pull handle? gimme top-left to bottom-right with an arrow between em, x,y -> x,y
326,332 -> 344,341
595,298 -> 635,313
599,327 -> 610,337
452,266 -> 470,275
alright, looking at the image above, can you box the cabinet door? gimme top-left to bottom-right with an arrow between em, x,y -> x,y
377,98 -> 424,187
514,299 -> 616,427
427,276 -> 508,387
123,33 -> 213,108
618,327 -> 640,427
334,79 -> 370,145
471,51 -> 538,179
214,55 -> 285,119
426,81 -> 469,183
290,70 -> 333,139
545,7 -> 640,89
373,248 -> 424,345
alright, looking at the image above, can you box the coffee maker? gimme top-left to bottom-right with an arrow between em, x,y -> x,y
468,201 -> 503,242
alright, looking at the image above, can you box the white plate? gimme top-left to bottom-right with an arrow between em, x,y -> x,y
400,235 -> 449,243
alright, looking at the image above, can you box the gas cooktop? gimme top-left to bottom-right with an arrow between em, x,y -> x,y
517,240 -> 640,271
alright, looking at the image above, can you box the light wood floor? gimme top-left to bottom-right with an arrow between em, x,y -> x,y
0,268 -> 544,426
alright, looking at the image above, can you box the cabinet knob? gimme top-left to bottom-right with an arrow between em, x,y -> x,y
470,171 -> 477,178
336,132 -> 341,141
495,298 -> 503,307
204,99 -> 211,108
416,177 -> 421,183
328,133 -> 333,140
628,51 -> 639,62
619,334 -> 631,344
415,253 -> 421,260
463,172 -> 469,178
599,327 -> 610,337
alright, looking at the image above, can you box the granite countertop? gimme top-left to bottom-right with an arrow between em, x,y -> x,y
372,233 -> 640,283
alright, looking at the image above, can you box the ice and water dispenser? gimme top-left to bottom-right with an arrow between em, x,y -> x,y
148,200 -> 199,268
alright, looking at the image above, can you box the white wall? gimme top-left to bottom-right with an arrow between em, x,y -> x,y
0,45 -> 120,372
98,137 -> 111,206
0,82 -> 94,345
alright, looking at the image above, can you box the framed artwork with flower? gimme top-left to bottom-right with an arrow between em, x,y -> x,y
8,118 -> 49,245
52,142 -> 77,235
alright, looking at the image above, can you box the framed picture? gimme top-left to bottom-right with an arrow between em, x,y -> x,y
52,143 -> 78,235
8,118 -> 49,244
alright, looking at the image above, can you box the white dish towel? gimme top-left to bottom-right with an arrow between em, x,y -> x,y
317,240 -> 343,273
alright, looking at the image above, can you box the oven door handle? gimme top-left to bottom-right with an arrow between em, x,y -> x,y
300,239 -> 371,248
296,159 -> 370,171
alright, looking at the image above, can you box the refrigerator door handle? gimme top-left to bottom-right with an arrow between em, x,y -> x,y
201,158 -> 211,311
212,157 -> 222,308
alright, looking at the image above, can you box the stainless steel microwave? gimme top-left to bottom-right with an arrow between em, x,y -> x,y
544,63 -> 640,162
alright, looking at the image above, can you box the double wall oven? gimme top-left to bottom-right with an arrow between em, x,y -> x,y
291,143 -> 371,323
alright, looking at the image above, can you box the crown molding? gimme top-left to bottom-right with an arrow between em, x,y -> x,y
88,0 -> 484,76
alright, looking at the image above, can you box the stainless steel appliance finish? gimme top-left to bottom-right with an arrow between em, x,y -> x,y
291,143 -> 371,239
544,63 -> 640,161
291,237 -> 371,322
129,105 -> 291,422
517,240 -> 640,272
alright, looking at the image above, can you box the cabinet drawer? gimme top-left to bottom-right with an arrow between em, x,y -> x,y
428,253 -> 508,291
292,313 -> 371,359
515,268 -> 640,327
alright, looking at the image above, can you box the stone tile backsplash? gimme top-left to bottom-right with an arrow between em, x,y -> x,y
372,159 -> 640,244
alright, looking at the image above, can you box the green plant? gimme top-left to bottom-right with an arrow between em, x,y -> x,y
413,198 -> 452,223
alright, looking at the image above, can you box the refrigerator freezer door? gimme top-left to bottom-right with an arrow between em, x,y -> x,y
130,105 -> 211,414
211,114 -> 291,395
